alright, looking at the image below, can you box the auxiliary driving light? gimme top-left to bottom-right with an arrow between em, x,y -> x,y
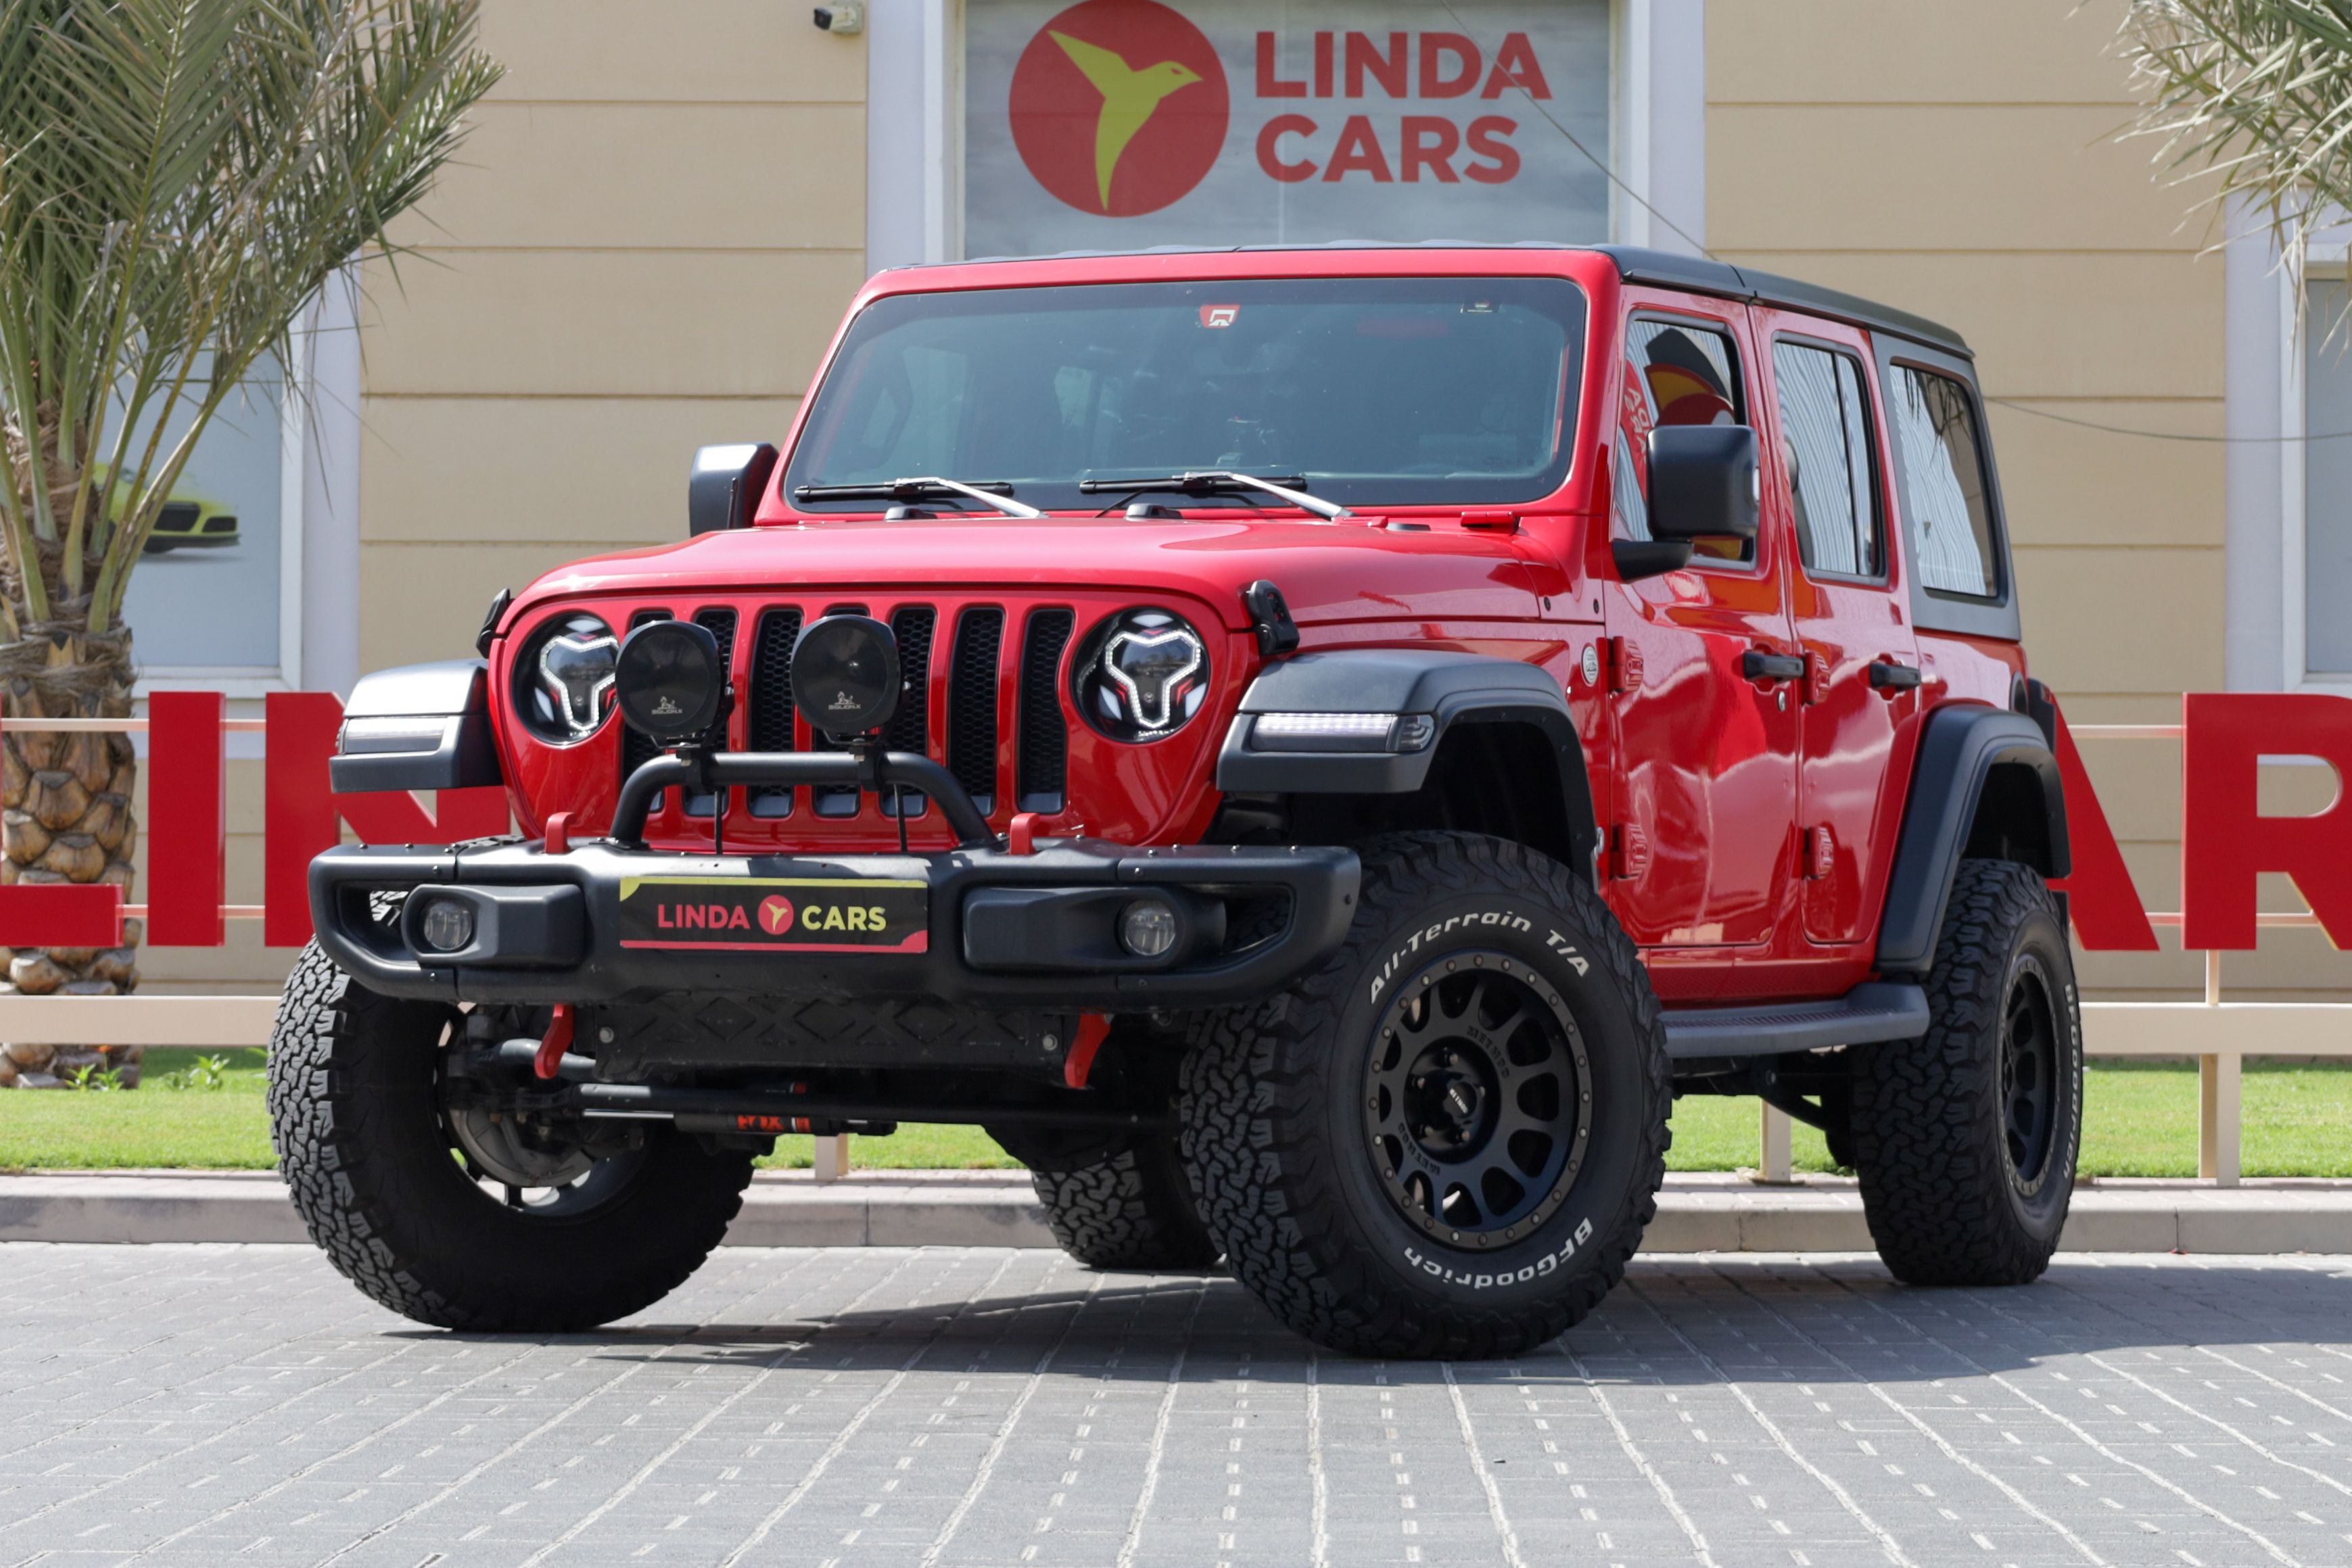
1119,897 -> 1180,959
792,615 -> 901,738
615,619 -> 726,742
415,895 -> 476,955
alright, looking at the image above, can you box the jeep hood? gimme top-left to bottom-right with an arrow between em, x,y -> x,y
505,515 -> 1551,631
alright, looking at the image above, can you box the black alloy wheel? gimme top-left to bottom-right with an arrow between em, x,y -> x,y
1366,961 -> 1591,1248
2000,955 -> 2063,1191
1180,831 -> 1672,1360
270,941 -> 755,1330
1850,857 -> 2084,1287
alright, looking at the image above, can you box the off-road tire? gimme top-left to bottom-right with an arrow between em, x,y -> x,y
1180,832 -> 1670,1359
1031,1137 -> 1221,1270
1852,859 -> 2083,1286
268,942 -> 755,1330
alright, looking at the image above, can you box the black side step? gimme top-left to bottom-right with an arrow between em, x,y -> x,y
1662,982 -> 1928,1061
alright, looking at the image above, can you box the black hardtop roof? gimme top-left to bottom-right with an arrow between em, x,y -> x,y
926,241 -> 1971,360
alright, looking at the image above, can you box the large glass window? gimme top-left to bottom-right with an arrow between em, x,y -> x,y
1887,365 -> 1998,598
785,277 -> 1585,513
1772,340 -> 1882,579
2305,281 -> 2352,675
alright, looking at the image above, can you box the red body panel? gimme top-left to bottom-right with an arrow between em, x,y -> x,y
489,247 -> 2027,1004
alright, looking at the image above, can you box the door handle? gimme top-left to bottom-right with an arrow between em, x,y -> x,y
1867,661 -> 1923,691
1742,650 -> 1806,683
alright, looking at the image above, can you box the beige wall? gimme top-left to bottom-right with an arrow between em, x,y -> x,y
356,0 -> 869,673
1709,0 -> 2343,998
145,1 -> 870,993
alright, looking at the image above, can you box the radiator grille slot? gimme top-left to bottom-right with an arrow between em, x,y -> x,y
682,608 -> 738,817
947,607 -> 1004,816
1016,608 -> 1074,814
811,602 -> 870,815
746,607 -> 803,816
883,605 -> 937,817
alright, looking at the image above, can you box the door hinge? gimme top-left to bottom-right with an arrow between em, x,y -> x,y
1805,824 -> 1835,880
1605,635 -> 1644,693
1609,822 -> 1650,880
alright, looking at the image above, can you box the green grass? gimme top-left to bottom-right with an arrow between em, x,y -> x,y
0,1048 -> 275,1170
3,1054 -> 2347,1179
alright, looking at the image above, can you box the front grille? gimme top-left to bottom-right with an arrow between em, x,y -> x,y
1017,608 -> 1075,813
602,592 -> 1093,842
947,607 -> 1004,817
745,607 -> 803,816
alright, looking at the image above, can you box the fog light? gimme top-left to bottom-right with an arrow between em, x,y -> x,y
1119,898 -> 1179,959
417,897 -> 475,954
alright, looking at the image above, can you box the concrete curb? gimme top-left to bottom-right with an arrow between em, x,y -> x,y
6,1170 -> 2352,1253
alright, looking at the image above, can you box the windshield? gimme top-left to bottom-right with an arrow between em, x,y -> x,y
784,276 -> 1585,513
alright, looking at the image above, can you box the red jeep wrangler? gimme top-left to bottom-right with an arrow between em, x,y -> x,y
271,245 -> 2079,1359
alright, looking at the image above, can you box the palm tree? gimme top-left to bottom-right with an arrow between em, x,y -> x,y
2121,0 -> 2352,259
0,0 -> 498,1086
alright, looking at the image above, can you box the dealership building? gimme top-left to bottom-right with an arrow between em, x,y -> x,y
143,0 -> 2344,1002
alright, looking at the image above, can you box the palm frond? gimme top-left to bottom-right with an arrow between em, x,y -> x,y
0,0 -> 500,636
2121,0 -> 2352,263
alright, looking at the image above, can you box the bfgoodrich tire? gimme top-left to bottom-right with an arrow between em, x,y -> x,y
1852,858 -> 2084,1286
1031,1136 -> 1221,1270
267,943 -> 755,1331
1179,832 -> 1670,1359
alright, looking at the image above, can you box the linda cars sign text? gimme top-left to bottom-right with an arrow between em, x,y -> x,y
964,0 -> 1610,256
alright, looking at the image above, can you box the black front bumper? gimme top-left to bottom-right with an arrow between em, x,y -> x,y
310,837 -> 1360,1014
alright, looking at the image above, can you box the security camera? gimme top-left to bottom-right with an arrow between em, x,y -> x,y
813,3 -> 864,34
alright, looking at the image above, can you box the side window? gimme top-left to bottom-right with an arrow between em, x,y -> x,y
1887,365 -> 1999,598
1771,340 -> 1882,579
1619,316 -> 1749,561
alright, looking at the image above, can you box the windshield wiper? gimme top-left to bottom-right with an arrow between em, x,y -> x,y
793,477 -> 1043,520
1075,471 -> 1350,521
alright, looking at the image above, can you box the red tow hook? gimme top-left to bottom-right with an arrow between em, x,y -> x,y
534,1002 -> 576,1080
1064,1012 -> 1112,1089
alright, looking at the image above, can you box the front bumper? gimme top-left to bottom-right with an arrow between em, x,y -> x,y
309,837 -> 1359,1013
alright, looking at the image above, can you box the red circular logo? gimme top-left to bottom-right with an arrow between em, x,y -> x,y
1009,0 -> 1228,217
757,895 -> 796,936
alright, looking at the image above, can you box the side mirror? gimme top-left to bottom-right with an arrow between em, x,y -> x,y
688,442 -> 779,537
1645,425 -> 1759,543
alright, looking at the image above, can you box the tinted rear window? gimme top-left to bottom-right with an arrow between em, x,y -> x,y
785,277 -> 1586,513
1887,366 -> 1998,598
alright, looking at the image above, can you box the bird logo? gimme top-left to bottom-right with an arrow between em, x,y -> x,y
1045,30 -> 1202,212
1008,1 -> 1229,218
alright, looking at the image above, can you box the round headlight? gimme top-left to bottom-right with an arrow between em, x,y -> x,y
792,615 -> 901,739
515,611 -> 618,745
616,619 -> 726,742
1076,608 -> 1210,742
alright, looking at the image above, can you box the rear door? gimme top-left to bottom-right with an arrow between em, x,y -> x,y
1603,294 -> 1802,969
1754,310 -> 1921,946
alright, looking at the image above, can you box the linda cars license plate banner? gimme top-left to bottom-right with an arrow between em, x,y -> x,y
616,878 -> 931,953
964,0 -> 1609,258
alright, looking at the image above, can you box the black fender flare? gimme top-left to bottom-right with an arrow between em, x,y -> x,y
1215,650 -> 1599,872
1875,704 -> 2069,974
329,659 -> 504,794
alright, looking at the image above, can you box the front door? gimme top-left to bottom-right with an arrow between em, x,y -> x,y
1753,310 -> 1921,946
1603,297 -> 1802,976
